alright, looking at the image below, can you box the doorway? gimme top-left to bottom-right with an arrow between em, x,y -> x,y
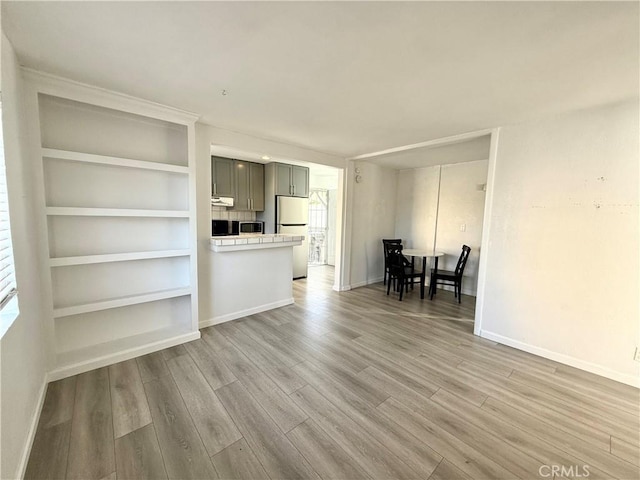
307,166 -> 340,286
308,189 -> 329,265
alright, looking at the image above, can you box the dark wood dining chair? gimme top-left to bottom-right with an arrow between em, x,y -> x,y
386,244 -> 422,301
382,239 -> 402,286
430,245 -> 471,303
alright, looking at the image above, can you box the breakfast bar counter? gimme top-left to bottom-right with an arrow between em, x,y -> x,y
202,234 -> 304,327
210,233 -> 304,252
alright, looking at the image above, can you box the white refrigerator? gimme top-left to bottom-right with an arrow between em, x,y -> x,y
276,196 -> 309,279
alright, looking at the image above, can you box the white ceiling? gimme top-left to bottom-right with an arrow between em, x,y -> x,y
3,1 -> 638,160
370,135 -> 491,170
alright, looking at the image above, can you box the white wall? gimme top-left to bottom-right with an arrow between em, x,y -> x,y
395,160 -> 488,296
395,166 -> 439,250
436,160 -> 488,295
309,171 -> 339,190
1,34 -> 49,479
479,101 -> 639,386
348,161 -> 398,288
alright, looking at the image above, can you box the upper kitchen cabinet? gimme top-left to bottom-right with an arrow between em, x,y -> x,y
212,156 -> 235,197
235,161 -> 264,211
274,163 -> 309,197
250,162 -> 265,211
291,165 -> 309,197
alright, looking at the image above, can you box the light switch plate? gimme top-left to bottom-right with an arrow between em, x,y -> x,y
634,347 -> 640,362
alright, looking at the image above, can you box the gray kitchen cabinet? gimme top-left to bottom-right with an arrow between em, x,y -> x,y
275,163 -> 292,196
291,165 -> 309,197
235,160 -> 264,211
212,156 -> 235,197
274,163 -> 309,197
250,162 -> 265,211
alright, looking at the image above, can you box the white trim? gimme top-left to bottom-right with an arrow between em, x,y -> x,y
332,284 -> 352,292
433,165 -> 442,253
15,375 -> 48,480
331,167 -> 346,292
50,330 -> 200,381
474,128 -> 500,336
42,148 -> 190,174
199,297 -> 295,327
339,162 -> 355,290
22,68 -> 199,125
433,284 -> 476,297
348,129 -> 493,161
479,330 -> 640,389
348,276 -> 384,290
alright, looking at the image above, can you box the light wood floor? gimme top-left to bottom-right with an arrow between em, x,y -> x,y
26,266 -> 640,479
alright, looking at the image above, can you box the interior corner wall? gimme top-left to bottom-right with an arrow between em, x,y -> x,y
349,161 -> 398,288
1,34 -> 49,479
480,100 -> 640,386
395,166 -> 439,251
437,160 -> 488,295
195,122 -> 214,325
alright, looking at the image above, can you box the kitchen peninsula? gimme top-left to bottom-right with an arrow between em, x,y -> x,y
202,233 -> 304,327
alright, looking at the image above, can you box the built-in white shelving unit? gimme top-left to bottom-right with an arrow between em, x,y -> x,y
24,70 -> 200,379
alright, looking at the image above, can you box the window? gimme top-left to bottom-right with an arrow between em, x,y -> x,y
308,189 -> 329,265
0,98 -> 20,337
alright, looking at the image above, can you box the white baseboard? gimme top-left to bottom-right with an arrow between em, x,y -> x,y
480,330 -> 640,389
200,298 -> 295,328
16,375 -> 48,479
48,331 -> 201,382
436,284 -> 476,297
332,284 -> 351,292
349,276 -> 384,290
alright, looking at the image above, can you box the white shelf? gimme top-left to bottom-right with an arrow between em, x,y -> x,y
46,207 -> 190,218
42,148 -> 189,174
51,326 -> 200,381
50,249 -> 191,267
53,287 -> 192,318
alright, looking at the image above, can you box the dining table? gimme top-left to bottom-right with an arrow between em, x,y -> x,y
402,248 -> 445,299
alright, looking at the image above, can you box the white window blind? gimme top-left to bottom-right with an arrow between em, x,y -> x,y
0,99 -> 18,312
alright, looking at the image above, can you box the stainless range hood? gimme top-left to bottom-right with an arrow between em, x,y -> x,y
211,196 -> 234,207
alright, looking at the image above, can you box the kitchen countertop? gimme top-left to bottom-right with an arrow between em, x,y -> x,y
210,234 -> 304,252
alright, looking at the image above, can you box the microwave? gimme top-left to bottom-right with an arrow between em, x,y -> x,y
234,221 -> 264,235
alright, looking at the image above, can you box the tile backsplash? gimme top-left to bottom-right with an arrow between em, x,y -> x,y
211,206 -> 257,221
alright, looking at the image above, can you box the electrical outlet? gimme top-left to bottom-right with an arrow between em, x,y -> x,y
634,347 -> 640,362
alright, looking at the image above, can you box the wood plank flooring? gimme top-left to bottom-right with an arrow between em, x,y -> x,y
26,265 -> 640,479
